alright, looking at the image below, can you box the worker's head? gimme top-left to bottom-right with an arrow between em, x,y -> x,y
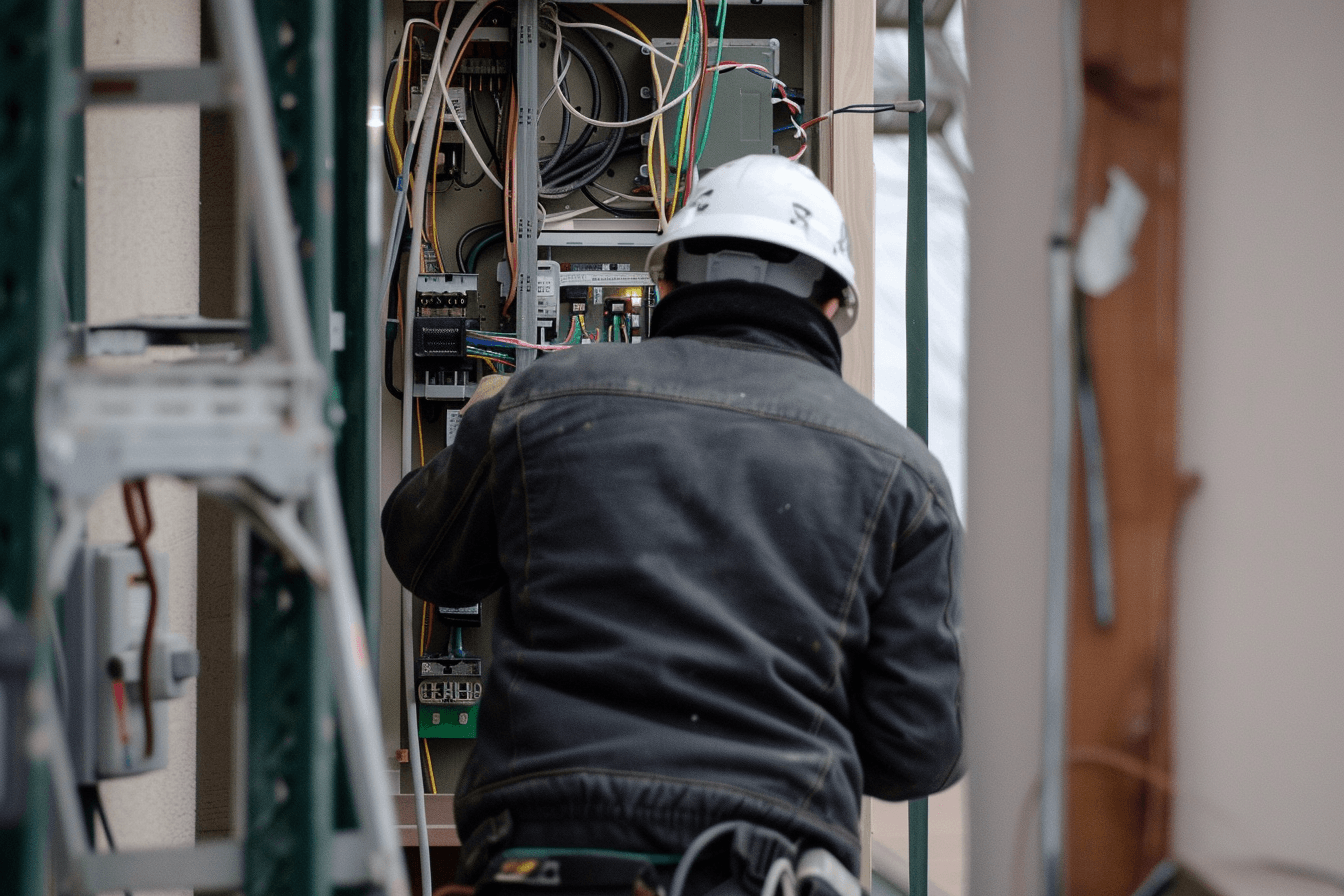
646,154 -> 859,335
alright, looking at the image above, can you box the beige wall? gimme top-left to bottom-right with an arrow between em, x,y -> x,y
82,0 -> 201,864
965,1 -> 1344,894
963,1 -> 1060,894
1174,1 -> 1344,890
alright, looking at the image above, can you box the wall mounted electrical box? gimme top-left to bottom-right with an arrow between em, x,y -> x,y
64,544 -> 198,781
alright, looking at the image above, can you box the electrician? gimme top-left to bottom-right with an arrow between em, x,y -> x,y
382,154 -> 964,896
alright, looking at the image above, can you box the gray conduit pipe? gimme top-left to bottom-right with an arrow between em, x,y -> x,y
402,87 -> 438,896
1042,0 -> 1084,893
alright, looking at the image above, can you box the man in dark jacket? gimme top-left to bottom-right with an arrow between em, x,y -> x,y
382,155 -> 963,893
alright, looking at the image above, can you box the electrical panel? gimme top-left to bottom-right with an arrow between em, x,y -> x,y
385,0 -> 820,780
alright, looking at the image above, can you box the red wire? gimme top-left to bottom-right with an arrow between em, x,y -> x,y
122,479 -> 157,760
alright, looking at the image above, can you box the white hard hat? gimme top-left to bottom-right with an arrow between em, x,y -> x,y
646,155 -> 859,335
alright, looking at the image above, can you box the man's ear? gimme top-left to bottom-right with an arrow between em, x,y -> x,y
820,298 -> 841,320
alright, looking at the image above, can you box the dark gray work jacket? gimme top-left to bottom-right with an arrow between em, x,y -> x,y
381,283 -> 964,881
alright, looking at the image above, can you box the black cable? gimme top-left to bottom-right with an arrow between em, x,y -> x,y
80,784 -> 134,896
540,66 -> 572,180
538,13 -> 628,198
456,221 -> 505,272
580,184 -> 657,219
539,24 -> 600,183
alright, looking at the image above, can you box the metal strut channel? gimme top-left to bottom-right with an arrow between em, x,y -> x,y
515,0 -> 541,369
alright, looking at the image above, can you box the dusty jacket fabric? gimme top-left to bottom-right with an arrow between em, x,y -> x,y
382,283 -> 964,879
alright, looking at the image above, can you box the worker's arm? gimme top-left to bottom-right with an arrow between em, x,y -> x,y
380,385 -> 509,608
852,476 -> 965,801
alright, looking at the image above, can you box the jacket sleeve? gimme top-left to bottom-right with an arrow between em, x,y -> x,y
380,391 -> 508,608
852,472 -> 965,801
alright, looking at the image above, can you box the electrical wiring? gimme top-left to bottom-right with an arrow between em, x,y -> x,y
703,61 -> 806,159
121,479 -> 157,761
385,18 -> 439,182
502,87 -> 519,316
785,102 -> 924,133
693,0 -> 728,167
547,8 -> 701,129
538,11 -> 628,199
416,399 -> 426,467
465,230 -> 505,272
429,108 -> 448,270
591,3 -> 671,226
580,184 -> 657,219
468,332 -> 570,352
456,221 -> 505,271
669,0 -> 708,209
423,739 -> 438,794
587,180 -> 654,205
423,1 -> 511,193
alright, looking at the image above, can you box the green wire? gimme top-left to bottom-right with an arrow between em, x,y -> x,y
465,230 -> 505,273
671,12 -> 701,207
694,2 -> 729,166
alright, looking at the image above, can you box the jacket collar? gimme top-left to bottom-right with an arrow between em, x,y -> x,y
647,281 -> 844,375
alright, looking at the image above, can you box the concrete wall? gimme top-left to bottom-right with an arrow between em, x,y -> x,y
964,1 -> 1344,894
82,0 -> 201,866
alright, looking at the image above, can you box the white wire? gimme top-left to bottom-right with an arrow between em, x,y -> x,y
588,182 -> 655,204
539,51 -> 573,116
569,19 -> 683,65
430,0 -> 508,191
547,7 -> 702,128
404,13 -> 454,153
541,203 -> 599,224
436,80 -> 505,190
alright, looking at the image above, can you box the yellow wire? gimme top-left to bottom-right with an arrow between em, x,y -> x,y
429,98 -> 446,271
386,54 -> 406,176
416,398 -> 426,467
596,5 -> 668,222
666,0 -> 697,213
422,739 -> 437,794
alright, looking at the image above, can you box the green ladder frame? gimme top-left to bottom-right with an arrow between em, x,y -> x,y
0,2 -> 390,895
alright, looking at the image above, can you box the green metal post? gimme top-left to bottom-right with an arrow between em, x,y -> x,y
331,0 -> 384,669
905,3 -> 931,896
0,2 -> 76,894
330,0 -> 383,845
244,2 -> 339,894
245,541 -> 334,896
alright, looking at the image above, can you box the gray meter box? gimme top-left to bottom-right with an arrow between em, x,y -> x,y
64,545 -> 198,781
652,38 -> 781,169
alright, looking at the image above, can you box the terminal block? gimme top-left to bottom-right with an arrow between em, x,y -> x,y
416,653 -> 483,739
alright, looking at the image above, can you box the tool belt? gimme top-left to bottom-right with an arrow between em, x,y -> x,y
472,822 -> 863,896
